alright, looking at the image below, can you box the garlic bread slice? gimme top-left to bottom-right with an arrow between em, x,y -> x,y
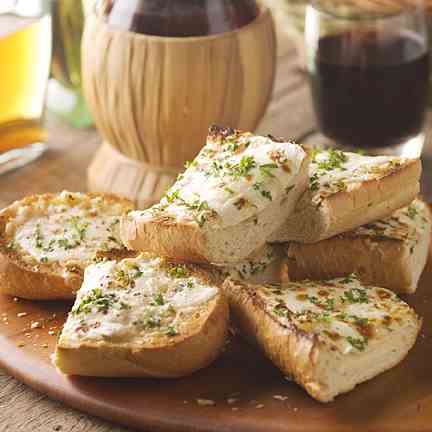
269,149 -> 421,243
121,125 -> 310,264
225,275 -> 421,402
0,191 -> 133,300
55,255 -> 228,378
286,199 -> 431,294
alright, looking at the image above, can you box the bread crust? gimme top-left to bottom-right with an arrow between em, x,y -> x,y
285,200 -> 431,294
55,259 -> 229,378
121,131 -> 311,264
0,192 -> 133,300
225,278 -> 421,402
270,157 -> 421,243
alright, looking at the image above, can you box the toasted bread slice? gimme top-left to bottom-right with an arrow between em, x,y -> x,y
0,191 -> 133,300
269,149 -> 421,243
225,275 -> 421,402
54,254 -> 228,378
220,243 -> 284,284
284,199 -> 431,294
120,125 -> 310,264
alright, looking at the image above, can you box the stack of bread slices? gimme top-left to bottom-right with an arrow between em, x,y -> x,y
0,125 -> 428,403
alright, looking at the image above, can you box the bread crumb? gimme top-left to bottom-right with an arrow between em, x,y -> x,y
231,407 -> 239,411
293,407 -> 299,412
48,330 -> 56,336
31,321 -> 42,329
273,395 -> 289,401
13,297 -> 19,302
227,398 -> 239,405
41,343 -> 48,348
17,312 -> 28,317
255,404 -> 264,409
196,399 -> 215,406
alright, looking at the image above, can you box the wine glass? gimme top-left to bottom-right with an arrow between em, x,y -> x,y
305,0 -> 430,157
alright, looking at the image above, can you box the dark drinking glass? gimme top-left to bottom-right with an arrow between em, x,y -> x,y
105,0 -> 259,37
305,2 -> 430,156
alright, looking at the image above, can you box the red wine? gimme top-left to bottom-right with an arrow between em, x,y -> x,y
311,31 -> 429,149
107,0 -> 258,37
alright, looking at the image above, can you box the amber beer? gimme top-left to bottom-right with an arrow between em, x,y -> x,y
0,12 -> 51,153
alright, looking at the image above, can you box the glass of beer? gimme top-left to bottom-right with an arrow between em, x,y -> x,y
305,1 -> 429,157
0,0 -> 51,175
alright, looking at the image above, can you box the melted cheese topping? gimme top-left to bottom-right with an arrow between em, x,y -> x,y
310,150 -> 413,206
60,257 -> 218,344
255,275 -> 418,355
6,191 -> 130,267
130,129 -> 307,228
345,199 -> 430,251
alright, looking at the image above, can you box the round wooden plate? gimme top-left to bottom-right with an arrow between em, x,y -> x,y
0,254 -> 431,432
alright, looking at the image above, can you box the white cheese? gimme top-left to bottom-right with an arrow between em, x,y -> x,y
61,256 -> 219,344
132,132 -> 307,229
257,275 -> 417,355
310,150 -> 412,205
10,193 -> 127,266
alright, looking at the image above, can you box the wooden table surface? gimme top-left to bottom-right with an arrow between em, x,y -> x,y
1,31 -> 432,432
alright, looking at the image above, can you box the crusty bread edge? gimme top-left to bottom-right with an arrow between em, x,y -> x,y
271,158 -> 421,243
55,274 -> 229,378
224,278 -> 421,402
121,148 -> 311,264
0,192 -> 133,300
223,278 -> 327,400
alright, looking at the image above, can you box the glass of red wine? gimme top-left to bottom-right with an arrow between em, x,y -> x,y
305,1 -> 430,156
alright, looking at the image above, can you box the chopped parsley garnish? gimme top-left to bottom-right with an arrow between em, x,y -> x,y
273,303 -> 289,317
253,181 -> 272,201
315,149 -> 348,171
311,147 -> 323,162
57,238 -> 75,250
168,265 -> 189,278
69,216 -> 88,242
229,155 -> 257,179
185,160 -> 198,169
346,336 -> 368,352
307,295 -> 335,311
145,317 -> 161,329
120,301 -> 131,310
165,190 -> 181,204
224,186 -> 235,195
163,190 -> 217,227
259,163 -> 278,178
407,205 -> 418,220
342,288 -> 369,304
165,326 -> 178,337
34,224 -> 44,249
153,293 -> 165,306
260,190 -> 272,201
40,256 -> 48,263
309,172 -> 320,192
340,274 -> 356,284
114,269 -> 133,288
72,288 -> 117,315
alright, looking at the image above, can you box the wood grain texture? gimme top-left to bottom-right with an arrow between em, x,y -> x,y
0,29 -> 432,432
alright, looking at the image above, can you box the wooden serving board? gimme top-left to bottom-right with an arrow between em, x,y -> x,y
0,258 -> 431,432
